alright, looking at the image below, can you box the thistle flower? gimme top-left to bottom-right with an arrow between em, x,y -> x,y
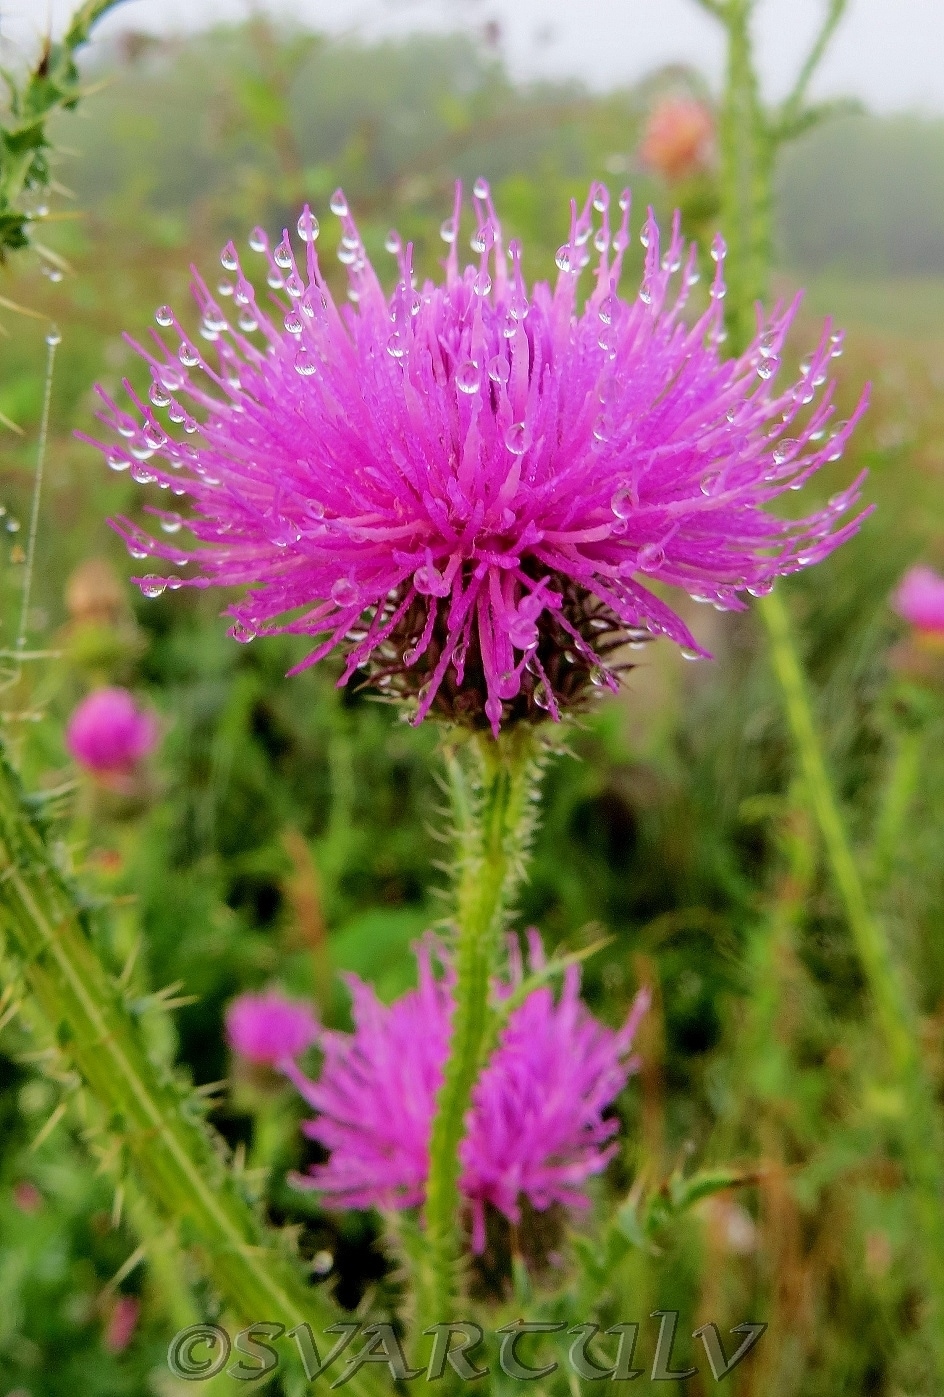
639,96 -> 716,183
65,686 -> 158,776
282,936 -> 648,1250
225,990 -> 319,1066
892,565 -> 944,638
85,183 -> 869,734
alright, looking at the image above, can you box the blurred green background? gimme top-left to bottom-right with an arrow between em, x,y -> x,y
0,14 -> 943,1394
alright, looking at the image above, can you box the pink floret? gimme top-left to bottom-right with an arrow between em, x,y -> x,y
283,935 -> 648,1249
225,990 -> 320,1066
66,687 -> 158,775
892,565 -> 944,635
85,182 -> 870,734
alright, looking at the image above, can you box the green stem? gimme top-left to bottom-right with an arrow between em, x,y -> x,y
0,746 -> 378,1394
420,726 -> 544,1327
708,0 -> 944,1367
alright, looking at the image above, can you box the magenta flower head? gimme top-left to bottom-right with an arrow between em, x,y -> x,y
225,990 -> 320,1067
282,935 -> 648,1250
66,686 -> 159,776
85,183 -> 869,734
892,565 -> 944,638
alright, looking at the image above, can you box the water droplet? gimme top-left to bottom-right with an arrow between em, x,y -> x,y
274,240 -> 293,269
758,329 -> 778,358
637,543 -> 665,571
414,563 -> 449,597
384,229 -> 403,255
227,621 -> 255,643
473,270 -> 492,296
179,342 -> 200,367
294,348 -> 317,377
638,279 -> 653,306
487,355 -> 510,384
473,177 -> 490,199
611,484 -> 634,519
439,217 -> 457,245
680,647 -> 704,661
160,513 -> 183,534
284,312 -> 304,335
107,452 -> 130,472
456,361 -> 481,394
484,696 -> 503,726
700,471 -> 722,496
709,281 -> 727,301
127,545 -> 148,560
505,422 -> 531,455
639,229 -> 650,249
747,580 -> 774,597
144,423 -> 167,450
329,189 -> 349,217
297,210 -> 320,242
155,306 -> 174,327
555,245 -> 573,272
130,463 -> 158,484
140,575 -> 167,598
710,235 -> 727,262
220,242 -> 239,271
598,293 -> 617,326
772,438 -> 799,466
286,273 -> 304,299
237,312 -> 258,333
149,382 -> 171,408
386,334 -> 406,360
217,279 -> 234,297
756,357 -> 779,380
249,227 -> 267,252
45,324 -> 61,347
331,577 -> 358,607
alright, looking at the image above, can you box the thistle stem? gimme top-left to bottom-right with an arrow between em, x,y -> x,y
0,746 -> 378,1394
707,0 -> 944,1368
421,726 -> 543,1328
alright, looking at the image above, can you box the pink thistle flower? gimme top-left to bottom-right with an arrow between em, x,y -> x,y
639,96 -> 716,182
892,565 -> 944,637
225,990 -> 319,1066
65,687 -> 158,776
104,1295 -> 140,1354
84,183 -> 869,734
283,936 -> 648,1249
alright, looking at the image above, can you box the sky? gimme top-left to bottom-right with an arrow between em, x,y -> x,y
7,0 -> 944,114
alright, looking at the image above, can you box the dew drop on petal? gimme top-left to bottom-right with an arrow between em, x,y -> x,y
456,361 -> 481,394
505,422 -> 531,455
140,575 -> 167,598
772,438 -> 799,466
229,621 -> 256,643
248,227 -> 267,252
637,543 -> 665,571
330,189 -> 349,217
440,217 -> 457,244
107,452 -> 130,472
611,484 -> 634,519
294,348 -> 317,376
179,342 -> 200,367
484,695 -> 503,726
155,306 -> 174,327
331,578 -> 358,607
414,563 -> 449,597
555,245 -> 573,273
681,647 -> 704,661
274,241 -> 292,269
297,210 -> 320,242
487,355 -> 510,384
473,177 -> 490,199
220,242 -> 239,271
159,513 -> 183,534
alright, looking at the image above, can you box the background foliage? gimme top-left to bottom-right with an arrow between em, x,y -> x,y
0,15 -> 942,1394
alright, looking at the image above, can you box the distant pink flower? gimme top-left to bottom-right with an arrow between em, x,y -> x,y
639,96 -> 715,182
225,990 -> 319,1066
86,183 -> 869,734
892,565 -> 944,636
104,1295 -> 140,1354
283,936 -> 648,1249
66,687 -> 158,776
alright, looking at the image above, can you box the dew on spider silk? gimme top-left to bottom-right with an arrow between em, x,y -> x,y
331,577 -> 359,607
456,361 -> 481,394
155,306 -> 174,327
297,211 -> 320,242
329,189 -> 349,217
505,422 -> 530,455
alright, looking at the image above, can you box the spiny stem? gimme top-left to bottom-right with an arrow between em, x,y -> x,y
0,745 -> 379,1395
420,726 -> 545,1330
16,330 -> 57,655
703,0 -> 944,1369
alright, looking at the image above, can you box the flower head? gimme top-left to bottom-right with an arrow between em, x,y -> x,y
283,935 -> 648,1249
66,686 -> 158,776
639,96 -> 716,182
225,990 -> 319,1066
892,565 -> 944,637
86,183 -> 869,734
